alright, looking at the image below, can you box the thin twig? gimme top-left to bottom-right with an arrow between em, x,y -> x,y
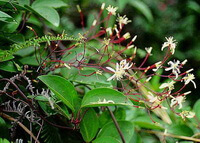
106,107 -> 126,143
1,78 -> 74,129
141,129 -> 200,142
0,112 -> 40,143
35,120 -> 44,143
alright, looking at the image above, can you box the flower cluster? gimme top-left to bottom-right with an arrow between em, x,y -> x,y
106,59 -> 133,81
50,4 -> 196,120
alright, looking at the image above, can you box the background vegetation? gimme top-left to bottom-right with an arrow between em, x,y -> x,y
0,0 -> 200,143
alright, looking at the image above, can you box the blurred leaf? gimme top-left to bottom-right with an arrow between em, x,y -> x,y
0,61 -> 18,72
117,0 -> 129,12
80,108 -> 99,142
1,13 -> 22,33
34,6 -> 60,27
38,75 -> 77,112
0,50 -> 14,62
71,70 -> 112,88
193,99 -> 200,120
0,138 -> 10,143
32,0 -> 68,8
0,1 -> 28,10
81,88 -> 133,108
55,102 -> 70,119
129,132 -> 142,143
129,0 -> 153,22
0,117 -> 9,138
26,5 -> 60,27
133,116 -> 164,130
151,69 -> 163,90
93,136 -> 121,143
31,95 -> 49,101
99,107 -> 126,128
38,101 -> 55,116
19,55 -> 39,66
168,124 -> 194,136
0,33 -> 25,43
0,11 -> 15,23
97,121 -> 134,142
61,45 -> 85,65
17,0 -> 30,6
188,1 -> 200,13
15,46 -> 35,57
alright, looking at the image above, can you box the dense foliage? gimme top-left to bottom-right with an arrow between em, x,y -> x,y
0,0 -> 200,143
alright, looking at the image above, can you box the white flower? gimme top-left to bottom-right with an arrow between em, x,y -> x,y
96,70 -> 103,75
106,5 -> 118,15
165,60 -> 181,79
181,59 -> 187,65
106,27 -> 112,35
106,59 -> 133,81
132,35 -> 137,42
182,74 -> 196,88
103,38 -> 110,45
101,3 -> 105,10
161,36 -> 177,55
92,20 -> 97,26
147,92 -> 167,109
123,32 -> 131,39
145,47 -> 153,55
185,111 -> 195,118
152,61 -> 162,72
147,92 -> 158,103
159,81 -> 175,91
180,111 -> 195,119
170,96 -> 185,109
116,14 -> 131,29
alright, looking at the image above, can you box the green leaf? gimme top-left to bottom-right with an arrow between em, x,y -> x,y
0,50 -> 14,62
93,136 -> 121,143
38,101 -> 56,116
32,95 -> 49,101
54,102 -> 70,119
0,61 -> 18,72
71,70 -> 112,88
17,0 -> 30,6
97,121 -> 134,142
0,117 -> 9,138
0,33 -> 25,43
38,75 -> 77,112
80,108 -> 99,142
1,13 -> 22,33
168,124 -> 194,136
34,6 -> 60,27
15,46 -> 35,57
99,107 -> 126,128
61,45 -> 85,65
133,116 -> 164,130
0,138 -> 10,143
0,11 -> 15,23
188,1 -> 200,13
81,88 -> 133,108
194,99 -> 200,120
32,0 -> 68,8
19,55 -> 39,66
129,0 -> 153,22
26,5 -> 60,27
